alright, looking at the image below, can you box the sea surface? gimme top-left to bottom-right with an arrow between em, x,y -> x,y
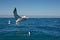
0,18 -> 60,40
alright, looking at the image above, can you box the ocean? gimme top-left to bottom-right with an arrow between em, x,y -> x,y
0,18 -> 60,40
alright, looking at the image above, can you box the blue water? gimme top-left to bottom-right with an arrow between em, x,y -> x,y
0,18 -> 60,40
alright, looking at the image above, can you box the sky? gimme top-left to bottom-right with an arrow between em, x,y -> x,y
0,0 -> 60,18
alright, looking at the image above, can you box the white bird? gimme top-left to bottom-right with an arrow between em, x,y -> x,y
13,8 -> 28,24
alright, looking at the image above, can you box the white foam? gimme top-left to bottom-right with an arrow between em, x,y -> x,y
28,31 -> 31,36
8,20 -> 11,24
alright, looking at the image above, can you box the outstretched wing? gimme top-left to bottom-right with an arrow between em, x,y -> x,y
13,8 -> 21,20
